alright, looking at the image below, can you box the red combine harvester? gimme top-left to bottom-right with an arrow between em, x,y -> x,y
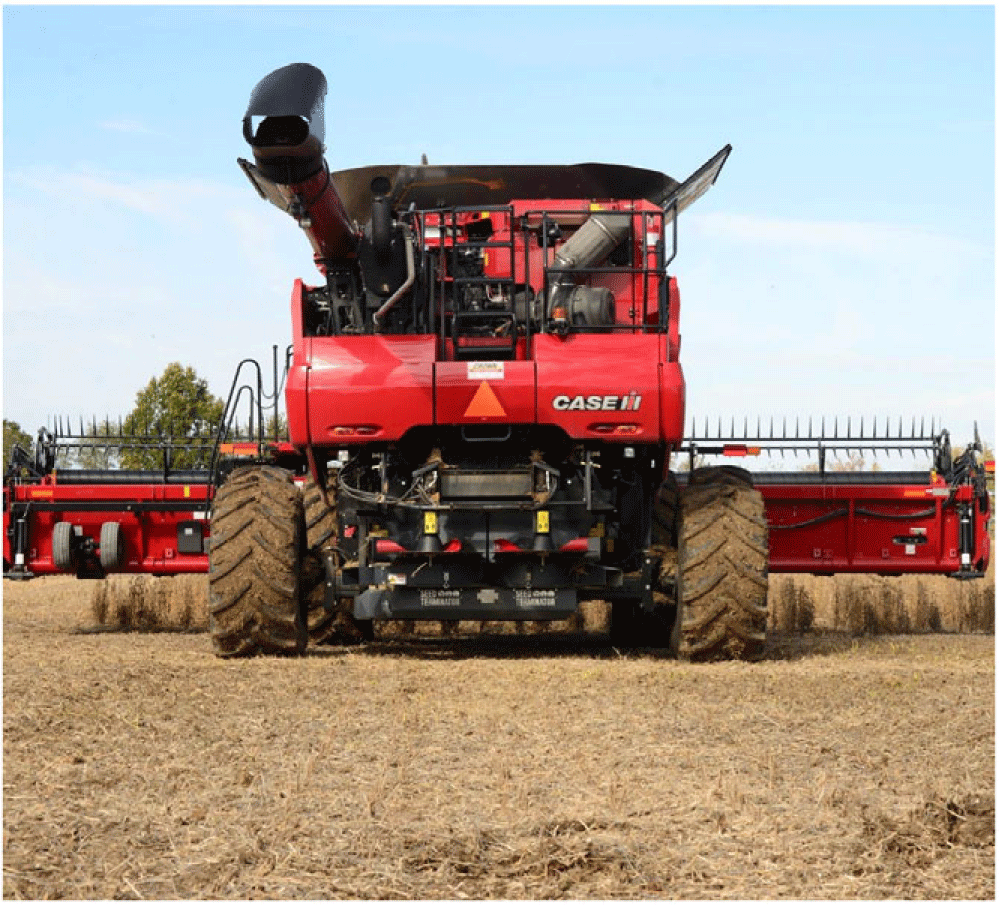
3,62 -> 990,660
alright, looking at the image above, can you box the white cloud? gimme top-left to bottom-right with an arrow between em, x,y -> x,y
99,118 -> 161,137
8,167 -> 232,228
673,210 -> 994,447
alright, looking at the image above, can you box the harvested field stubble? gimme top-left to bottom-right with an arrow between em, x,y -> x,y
89,568 -> 995,641
769,572 -> 995,636
3,575 -> 995,899
90,574 -> 208,632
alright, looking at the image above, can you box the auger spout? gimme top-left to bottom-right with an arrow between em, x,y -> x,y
239,62 -> 358,273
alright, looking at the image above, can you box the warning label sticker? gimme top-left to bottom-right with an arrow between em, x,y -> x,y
467,361 -> 505,381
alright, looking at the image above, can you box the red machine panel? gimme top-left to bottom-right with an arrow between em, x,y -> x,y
535,333 -> 664,441
435,360 -> 536,425
295,334 -> 437,445
5,481 -> 212,577
759,479 -> 990,575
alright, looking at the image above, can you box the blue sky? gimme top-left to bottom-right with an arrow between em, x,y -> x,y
3,3 -> 995,460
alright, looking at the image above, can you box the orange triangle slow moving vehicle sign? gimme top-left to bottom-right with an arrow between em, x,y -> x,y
464,381 -> 507,418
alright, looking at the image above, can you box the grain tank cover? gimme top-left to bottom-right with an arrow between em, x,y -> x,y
329,163 -> 680,226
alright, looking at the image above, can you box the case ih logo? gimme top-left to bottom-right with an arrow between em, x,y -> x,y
552,393 -> 642,412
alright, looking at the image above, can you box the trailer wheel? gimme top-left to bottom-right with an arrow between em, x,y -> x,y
612,473 -> 682,652
208,465 -> 306,658
687,464 -> 757,488
302,475 -> 372,645
52,521 -> 76,572
99,521 -> 125,571
677,466 -> 769,661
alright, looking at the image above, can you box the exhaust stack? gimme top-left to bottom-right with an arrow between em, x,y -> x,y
240,62 -> 358,272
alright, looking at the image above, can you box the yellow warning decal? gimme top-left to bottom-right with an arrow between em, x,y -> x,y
464,381 -> 506,418
30,489 -> 54,498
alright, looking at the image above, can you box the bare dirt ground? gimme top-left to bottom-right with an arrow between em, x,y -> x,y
3,576 -> 994,899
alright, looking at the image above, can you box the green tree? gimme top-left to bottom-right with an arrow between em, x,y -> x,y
121,363 -> 224,470
3,419 -> 33,472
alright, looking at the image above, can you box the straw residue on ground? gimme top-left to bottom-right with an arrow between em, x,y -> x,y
2,575 -> 994,899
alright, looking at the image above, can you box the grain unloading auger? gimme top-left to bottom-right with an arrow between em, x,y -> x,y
3,61 -> 990,662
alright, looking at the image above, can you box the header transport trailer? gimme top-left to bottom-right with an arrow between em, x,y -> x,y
3,61 -> 991,661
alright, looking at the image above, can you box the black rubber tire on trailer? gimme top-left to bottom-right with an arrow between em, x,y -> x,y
52,521 -> 75,572
687,464 -> 756,488
677,466 -> 769,662
302,475 -> 373,645
99,521 -> 125,571
208,464 -> 307,658
642,474 -> 683,652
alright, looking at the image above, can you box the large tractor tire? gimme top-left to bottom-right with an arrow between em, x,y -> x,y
208,465 -> 307,658
677,466 -> 769,661
302,475 -> 373,645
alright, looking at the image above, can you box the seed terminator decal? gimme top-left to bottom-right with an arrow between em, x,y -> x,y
552,393 -> 642,412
